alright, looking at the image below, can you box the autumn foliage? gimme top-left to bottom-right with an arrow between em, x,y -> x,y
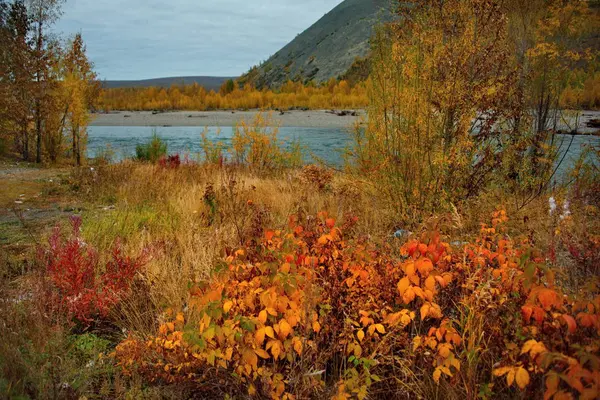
98,79 -> 368,112
114,210 -> 599,399
41,216 -> 148,324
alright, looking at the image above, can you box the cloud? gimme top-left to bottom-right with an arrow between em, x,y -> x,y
54,0 -> 342,80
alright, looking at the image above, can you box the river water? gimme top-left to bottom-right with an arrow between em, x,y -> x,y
87,125 -> 599,182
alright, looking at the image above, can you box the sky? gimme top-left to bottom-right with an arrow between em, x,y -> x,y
54,0 -> 342,81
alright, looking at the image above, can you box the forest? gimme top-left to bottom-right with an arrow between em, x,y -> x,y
0,0 -> 600,399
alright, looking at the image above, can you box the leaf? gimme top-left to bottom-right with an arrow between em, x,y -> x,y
507,368 -> 516,387
538,288 -> 559,310
279,319 -> 292,339
255,328 -> 266,345
521,340 -> 538,355
357,330 -> 365,342
255,348 -> 270,359
258,310 -> 268,324
420,303 -> 430,320
326,218 -> 336,228
270,340 -> 282,360
425,275 -> 436,292
397,277 -> 410,296
402,287 -> 416,304
515,367 -> 530,389
433,368 -> 442,383
561,314 -> 577,334
293,337 -> 303,355
374,324 -> 385,334
493,367 -> 512,377
265,326 -> 275,339
312,320 -> 321,333
223,301 -> 233,314
265,231 -> 275,241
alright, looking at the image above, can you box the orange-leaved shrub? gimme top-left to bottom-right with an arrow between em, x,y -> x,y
114,211 -> 599,399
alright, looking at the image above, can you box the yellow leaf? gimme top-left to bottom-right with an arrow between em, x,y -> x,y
493,367 -> 512,377
293,337 -> 303,355
258,310 -> 268,324
515,367 -> 530,389
223,301 -> 233,314
255,348 -> 270,359
265,326 -> 275,339
279,319 -> 292,339
255,328 -> 266,345
413,336 -> 422,351
357,330 -> 365,342
270,340 -> 282,360
176,313 -> 185,323
248,384 -> 256,396
507,368 -> 516,387
374,324 -> 385,334
433,367 -> 442,383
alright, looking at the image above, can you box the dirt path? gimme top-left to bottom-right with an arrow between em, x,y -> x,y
0,160 -> 75,261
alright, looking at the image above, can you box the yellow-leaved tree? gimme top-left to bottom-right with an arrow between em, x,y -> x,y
61,33 -> 99,166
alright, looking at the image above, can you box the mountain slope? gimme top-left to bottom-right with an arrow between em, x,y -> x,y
244,0 -> 393,88
103,76 -> 234,91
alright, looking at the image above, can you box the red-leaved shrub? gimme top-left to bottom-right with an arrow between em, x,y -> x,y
42,216 -> 148,324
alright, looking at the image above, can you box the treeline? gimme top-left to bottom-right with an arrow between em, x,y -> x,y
0,0 -> 98,165
98,78 -> 368,112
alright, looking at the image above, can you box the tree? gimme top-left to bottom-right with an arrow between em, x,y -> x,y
27,0 -> 64,163
5,0 -> 34,161
219,78 -> 235,96
61,33 -> 98,165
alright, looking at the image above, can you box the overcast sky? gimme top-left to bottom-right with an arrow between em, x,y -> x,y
54,0 -> 342,81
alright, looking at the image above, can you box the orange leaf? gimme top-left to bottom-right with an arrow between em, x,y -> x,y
562,314 -> 577,334
255,348 -> 270,359
397,277 -> 410,296
326,218 -> 336,228
279,319 -> 292,339
538,288 -> 559,310
265,231 -> 275,241
420,303 -> 430,320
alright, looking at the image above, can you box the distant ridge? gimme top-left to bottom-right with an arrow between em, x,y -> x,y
243,0 -> 394,88
102,76 -> 235,91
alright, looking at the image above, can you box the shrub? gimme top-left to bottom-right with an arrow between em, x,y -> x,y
114,211 -> 600,399
41,216 -> 148,324
299,164 -> 334,190
231,113 -> 303,173
135,132 -> 167,163
158,154 -> 181,169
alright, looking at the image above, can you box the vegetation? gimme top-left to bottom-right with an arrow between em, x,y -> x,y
98,79 -> 368,112
1,0 -> 599,399
135,132 -> 168,163
0,0 -> 99,165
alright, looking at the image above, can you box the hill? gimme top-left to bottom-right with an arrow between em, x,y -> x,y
242,0 -> 393,88
102,76 -> 234,91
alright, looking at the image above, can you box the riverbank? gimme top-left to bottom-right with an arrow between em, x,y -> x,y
90,109 -> 366,128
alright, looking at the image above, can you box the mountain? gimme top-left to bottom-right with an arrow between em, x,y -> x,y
102,76 -> 235,91
242,0 -> 394,88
